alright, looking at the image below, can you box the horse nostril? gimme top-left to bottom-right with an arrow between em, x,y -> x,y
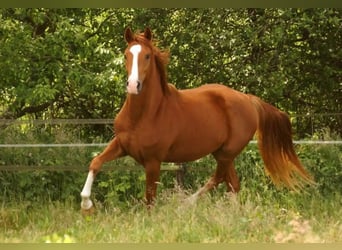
137,81 -> 141,91
126,81 -> 129,86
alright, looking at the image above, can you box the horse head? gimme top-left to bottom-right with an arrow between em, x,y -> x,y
124,27 -> 153,95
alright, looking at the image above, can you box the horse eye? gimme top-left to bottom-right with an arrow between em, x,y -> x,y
145,54 -> 150,60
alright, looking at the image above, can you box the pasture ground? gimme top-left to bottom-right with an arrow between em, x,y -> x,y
1,187 -> 341,243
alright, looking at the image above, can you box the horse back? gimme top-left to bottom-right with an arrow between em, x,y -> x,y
163,83 -> 258,161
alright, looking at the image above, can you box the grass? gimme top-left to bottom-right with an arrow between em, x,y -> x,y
1,187 -> 341,243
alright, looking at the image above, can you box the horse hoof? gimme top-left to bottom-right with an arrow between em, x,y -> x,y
81,205 -> 95,216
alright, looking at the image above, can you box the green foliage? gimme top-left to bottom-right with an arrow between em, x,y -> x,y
0,124 -> 95,167
96,170 -> 146,208
0,8 -> 341,136
297,131 -> 342,196
0,171 -> 84,202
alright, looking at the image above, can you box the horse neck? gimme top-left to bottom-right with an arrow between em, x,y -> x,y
125,65 -> 164,123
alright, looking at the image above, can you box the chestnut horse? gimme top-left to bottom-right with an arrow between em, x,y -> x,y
80,27 -> 313,213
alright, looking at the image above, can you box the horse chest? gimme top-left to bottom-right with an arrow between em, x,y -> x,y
115,120 -> 167,162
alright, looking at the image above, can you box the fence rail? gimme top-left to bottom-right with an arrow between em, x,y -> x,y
0,140 -> 340,172
1,114 -> 341,125
0,119 -> 113,125
0,140 -> 342,149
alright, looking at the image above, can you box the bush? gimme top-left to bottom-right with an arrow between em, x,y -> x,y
298,138 -> 342,196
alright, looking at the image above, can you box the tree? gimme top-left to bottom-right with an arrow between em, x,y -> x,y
0,8 -> 340,137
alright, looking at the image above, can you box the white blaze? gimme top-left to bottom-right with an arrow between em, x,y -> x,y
127,44 -> 142,94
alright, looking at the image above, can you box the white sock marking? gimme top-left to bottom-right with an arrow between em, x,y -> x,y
80,171 -> 94,210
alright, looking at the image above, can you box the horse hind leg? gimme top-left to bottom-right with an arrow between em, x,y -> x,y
187,157 -> 239,204
224,161 -> 240,193
187,174 -> 221,204
212,158 -> 240,193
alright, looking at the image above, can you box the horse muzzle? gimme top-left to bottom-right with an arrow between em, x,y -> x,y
126,80 -> 142,94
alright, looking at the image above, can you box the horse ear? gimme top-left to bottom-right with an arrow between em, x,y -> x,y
124,27 -> 134,43
144,27 -> 152,41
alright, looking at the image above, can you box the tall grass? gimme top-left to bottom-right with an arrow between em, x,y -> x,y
1,188 -> 341,243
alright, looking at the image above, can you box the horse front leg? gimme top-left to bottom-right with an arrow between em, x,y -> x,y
144,160 -> 161,207
80,138 -> 125,215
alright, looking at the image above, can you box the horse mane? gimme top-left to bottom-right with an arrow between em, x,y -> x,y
133,32 -> 170,95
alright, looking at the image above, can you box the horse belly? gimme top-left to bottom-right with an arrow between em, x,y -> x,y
164,143 -> 218,163
164,112 -> 227,162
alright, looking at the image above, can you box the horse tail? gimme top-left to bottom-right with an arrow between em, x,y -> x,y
250,95 -> 314,190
